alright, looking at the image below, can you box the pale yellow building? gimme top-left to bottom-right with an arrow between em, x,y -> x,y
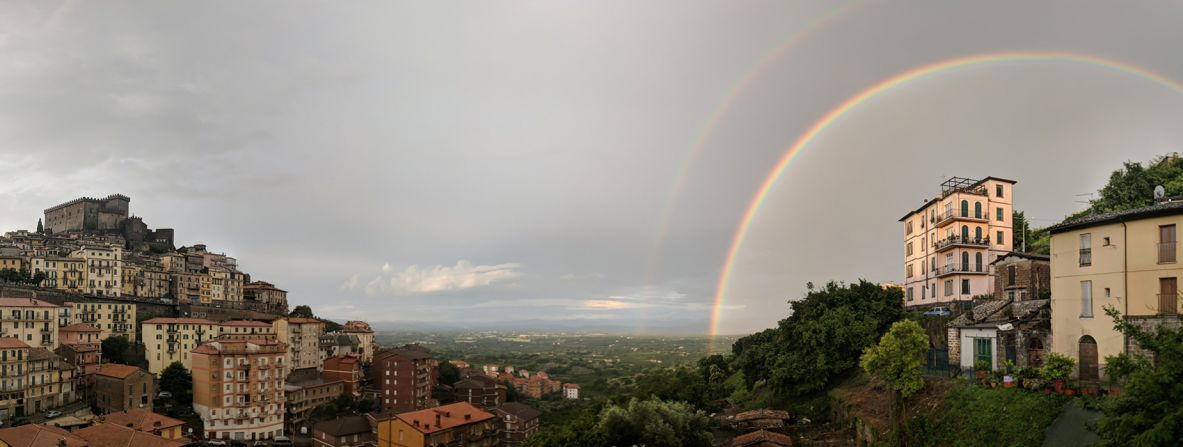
1049,200 -> 1183,380
273,318 -> 324,372
142,317 -> 220,375
121,265 -> 169,298
0,298 -> 61,349
68,301 -> 136,341
69,246 -> 123,297
0,256 -> 21,273
900,177 -> 1015,306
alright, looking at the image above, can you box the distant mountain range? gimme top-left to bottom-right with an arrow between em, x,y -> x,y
362,317 -> 714,336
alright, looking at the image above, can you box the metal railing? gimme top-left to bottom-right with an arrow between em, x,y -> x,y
934,235 -> 991,252
937,263 -> 986,276
1160,293 -> 1178,316
1159,242 -> 1177,263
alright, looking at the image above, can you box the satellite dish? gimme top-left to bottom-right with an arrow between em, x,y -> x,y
1155,185 -> 1166,200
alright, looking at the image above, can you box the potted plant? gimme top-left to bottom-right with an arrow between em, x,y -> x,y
974,360 -> 991,382
1041,353 -> 1076,394
1103,353 -> 1145,398
1063,385 -> 1078,397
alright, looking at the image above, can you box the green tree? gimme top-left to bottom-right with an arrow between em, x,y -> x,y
290,305 -> 314,318
35,218 -> 42,234
438,361 -> 461,387
356,398 -> 375,413
732,280 -> 906,397
101,336 -> 131,364
159,362 -> 193,405
597,397 -> 713,447
1096,306 -> 1183,444
861,319 -> 929,442
322,319 -> 343,333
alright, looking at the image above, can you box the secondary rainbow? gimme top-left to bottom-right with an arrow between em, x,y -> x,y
709,51 -> 1183,343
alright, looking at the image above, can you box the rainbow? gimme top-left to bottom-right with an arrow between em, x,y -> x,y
709,51 -> 1183,344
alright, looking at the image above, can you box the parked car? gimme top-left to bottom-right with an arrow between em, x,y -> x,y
44,410 -> 62,419
923,306 -> 952,317
207,441 -> 227,447
158,391 -> 173,398
272,437 -> 292,446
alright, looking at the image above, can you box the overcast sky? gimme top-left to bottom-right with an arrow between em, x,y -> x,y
3,1 -> 1183,335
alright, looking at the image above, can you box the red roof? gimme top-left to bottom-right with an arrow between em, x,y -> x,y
0,424 -> 88,447
0,337 -> 29,349
95,364 -> 146,379
221,320 -> 271,328
60,323 -> 101,333
563,383 -> 580,389
74,422 -> 186,447
395,402 -> 494,435
102,408 -> 184,432
142,318 -> 218,325
732,430 -> 794,447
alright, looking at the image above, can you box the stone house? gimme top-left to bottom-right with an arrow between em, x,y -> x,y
991,252 -> 1050,301
947,298 -> 1050,371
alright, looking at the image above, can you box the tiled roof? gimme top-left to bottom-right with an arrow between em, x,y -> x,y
59,323 -> 102,332
313,415 -> 372,437
220,320 -> 271,328
732,429 -> 794,447
74,422 -> 186,447
102,408 -> 184,432
285,317 -> 322,324
0,424 -> 88,447
989,251 -> 1050,266
497,402 -> 540,421
396,402 -> 494,435
948,299 -> 1050,327
0,337 -> 29,349
28,347 -> 55,361
0,298 -> 60,308
1048,200 -> 1183,233
95,364 -> 146,379
142,318 -> 218,325
735,409 -> 790,422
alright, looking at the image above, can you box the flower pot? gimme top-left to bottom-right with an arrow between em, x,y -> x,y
976,371 -> 988,381
1063,389 -> 1077,396
1053,380 -> 1064,393
1003,381 -> 1015,389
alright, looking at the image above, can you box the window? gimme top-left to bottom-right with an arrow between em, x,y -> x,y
1081,281 -> 1093,318
996,184 -> 1004,197
975,253 -> 983,272
906,288 -> 914,302
996,207 -> 1004,221
906,242 -> 913,257
944,280 -> 953,296
1007,265 -> 1016,286
921,259 -> 926,273
1080,234 -> 1092,266
1160,277 -> 1177,316
974,202 -> 982,218
975,227 -> 982,241
961,252 -> 969,270
960,200 -> 969,217
906,263 -> 913,278
961,279 -> 970,294
998,231 -> 1004,245
1160,225 -> 1177,263
961,225 -> 969,241
974,338 -> 992,370
905,221 -> 913,235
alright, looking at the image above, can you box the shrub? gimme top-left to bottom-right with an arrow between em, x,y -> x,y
1040,353 -> 1075,383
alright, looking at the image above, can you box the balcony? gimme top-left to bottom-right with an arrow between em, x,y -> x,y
935,210 -> 990,228
936,263 -> 987,277
933,235 -> 990,253
1160,294 -> 1178,316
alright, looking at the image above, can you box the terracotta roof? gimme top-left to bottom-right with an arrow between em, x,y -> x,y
284,317 -> 322,324
496,402 -> 540,421
735,409 -> 790,422
989,251 -> 1051,266
142,318 -> 218,325
95,364 -> 146,379
59,323 -> 102,333
314,415 -> 372,437
395,402 -> 494,435
732,430 -> 794,447
102,408 -> 184,433
74,422 -> 186,447
0,298 -> 60,308
220,320 -> 271,328
0,337 -> 30,349
563,383 -> 580,389
342,321 -> 373,333
0,424 -> 88,447
28,347 -> 55,361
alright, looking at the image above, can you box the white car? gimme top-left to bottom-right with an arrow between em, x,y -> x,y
207,441 -> 227,446
45,411 -> 62,419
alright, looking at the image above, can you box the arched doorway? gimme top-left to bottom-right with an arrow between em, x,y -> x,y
1079,336 -> 1099,380
1027,338 -> 1045,367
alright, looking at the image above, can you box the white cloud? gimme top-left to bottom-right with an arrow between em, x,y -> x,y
361,260 -> 522,296
339,273 -> 360,290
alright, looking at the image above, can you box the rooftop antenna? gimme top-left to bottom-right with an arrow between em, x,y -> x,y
1074,193 -> 1094,205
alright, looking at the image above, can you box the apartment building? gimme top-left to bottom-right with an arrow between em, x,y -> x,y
372,346 -> 435,411
313,415 -> 375,447
26,347 -> 77,414
94,364 -> 154,413
0,298 -> 61,349
323,354 -> 363,397
121,265 -> 170,299
69,302 -> 136,342
285,368 -> 345,434
243,281 -> 288,314
30,257 -> 85,292
273,318 -> 324,372
219,321 -> 277,342
900,177 -> 1015,306
320,334 -> 361,364
375,402 -> 498,447
169,272 -> 203,304
341,321 -> 375,364
142,318 -> 220,375
0,338 -> 29,420
494,402 -> 540,447
69,246 -> 123,297
0,256 -> 20,273
1048,200 -> 1183,380
191,339 -> 288,441
452,375 -> 504,409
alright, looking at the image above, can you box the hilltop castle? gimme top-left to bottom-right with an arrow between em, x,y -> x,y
43,194 -> 174,252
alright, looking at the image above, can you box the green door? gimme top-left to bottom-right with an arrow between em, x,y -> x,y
974,338 -> 993,370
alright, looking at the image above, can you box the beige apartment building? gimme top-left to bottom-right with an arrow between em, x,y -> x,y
69,246 -> 123,297
121,265 -> 170,299
0,298 -> 61,349
30,257 -> 86,292
143,318 -> 221,375
900,177 -> 1015,306
26,347 -> 77,414
341,321 -> 375,363
273,318 -> 324,372
1048,200 -> 1183,380
191,339 -> 289,441
69,301 -> 136,342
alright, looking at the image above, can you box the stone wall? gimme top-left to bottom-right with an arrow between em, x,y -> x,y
947,327 -> 961,366
1124,315 -> 1183,360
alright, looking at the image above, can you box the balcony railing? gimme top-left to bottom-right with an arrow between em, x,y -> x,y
933,235 -> 990,252
1080,249 -> 1092,267
1160,294 -> 1178,316
935,210 -> 990,228
1159,242 -> 1177,264
936,263 -> 986,277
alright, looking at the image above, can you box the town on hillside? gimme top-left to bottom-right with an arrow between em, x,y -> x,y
0,194 -> 574,447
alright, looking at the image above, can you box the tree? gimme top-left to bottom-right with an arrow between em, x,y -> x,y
438,361 -> 461,387
356,398 -> 375,413
861,319 -> 929,443
731,280 -> 906,397
1096,306 -> 1183,444
290,305 -> 314,318
322,319 -> 343,333
35,218 -> 42,234
159,362 -> 193,405
597,397 -> 713,447
101,336 -> 131,364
